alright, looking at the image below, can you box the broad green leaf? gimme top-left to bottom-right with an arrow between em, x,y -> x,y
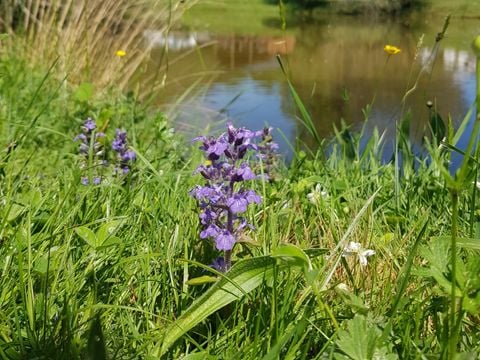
7,204 -> 24,222
186,276 -> 218,286
272,244 -> 312,270
158,256 -> 279,356
33,256 -> 49,276
96,236 -> 122,250
96,219 -> 124,245
335,315 -> 398,360
75,226 -> 97,248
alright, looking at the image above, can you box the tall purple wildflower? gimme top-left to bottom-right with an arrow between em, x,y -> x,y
190,122 -> 264,272
112,129 -> 136,175
74,118 -> 106,185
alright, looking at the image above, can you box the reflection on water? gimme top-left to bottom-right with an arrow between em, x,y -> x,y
147,14 -> 478,157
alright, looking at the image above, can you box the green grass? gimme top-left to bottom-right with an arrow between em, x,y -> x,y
1,6 -> 480,359
1,50 -> 480,359
181,0 -> 480,37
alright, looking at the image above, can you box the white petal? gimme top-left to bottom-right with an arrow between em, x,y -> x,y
358,255 -> 368,267
362,249 -> 376,257
344,242 -> 361,253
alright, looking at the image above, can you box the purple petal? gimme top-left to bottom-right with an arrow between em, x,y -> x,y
227,196 -> 248,214
215,231 -> 236,251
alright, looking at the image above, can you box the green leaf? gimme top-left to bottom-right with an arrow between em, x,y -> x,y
335,315 -> 398,360
457,237 -> 480,251
96,219 -> 124,245
272,244 -> 312,270
74,82 -> 94,102
75,226 -> 97,248
158,256 -> 279,356
186,276 -> 218,286
96,236 -> 122,250
7,204 -> 25,222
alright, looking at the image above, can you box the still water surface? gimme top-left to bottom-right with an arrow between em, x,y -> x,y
148,7 -> 479,157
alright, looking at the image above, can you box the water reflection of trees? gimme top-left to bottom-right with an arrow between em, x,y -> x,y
156,19 -> 475,151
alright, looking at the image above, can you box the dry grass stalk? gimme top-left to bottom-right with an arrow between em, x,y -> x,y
1,0 -> 188,90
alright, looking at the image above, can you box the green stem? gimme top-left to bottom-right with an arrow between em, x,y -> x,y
449,189 -> 458,358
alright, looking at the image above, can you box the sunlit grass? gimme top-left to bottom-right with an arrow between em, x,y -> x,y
0,2 -> 480,359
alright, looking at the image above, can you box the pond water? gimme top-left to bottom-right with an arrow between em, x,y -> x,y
147,4 -> 480,159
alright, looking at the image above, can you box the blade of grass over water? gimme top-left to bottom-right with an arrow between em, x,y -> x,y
276,54 -> 321,147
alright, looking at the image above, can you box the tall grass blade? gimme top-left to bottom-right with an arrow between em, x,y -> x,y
276,55 -> 321,146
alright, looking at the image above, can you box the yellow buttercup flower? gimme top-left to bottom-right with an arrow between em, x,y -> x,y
115,50 -> 126,57
384,45 -> 401,55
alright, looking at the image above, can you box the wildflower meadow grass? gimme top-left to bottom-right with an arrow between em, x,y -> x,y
0,6 -> 480,360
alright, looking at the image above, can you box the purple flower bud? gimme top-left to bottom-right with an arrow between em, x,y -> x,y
82,118 -> 96,132
210,257 -> 226,272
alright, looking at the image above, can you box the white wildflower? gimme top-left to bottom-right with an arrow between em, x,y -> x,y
475,181 -> 480,190
343,241 -> 375,268
307,183 -> 328,204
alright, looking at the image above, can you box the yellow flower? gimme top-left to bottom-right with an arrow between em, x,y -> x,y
204,160 -> 212,166
384,45 -> 401,55
115,50 -> 126,57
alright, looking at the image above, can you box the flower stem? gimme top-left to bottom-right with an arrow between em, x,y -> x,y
449,188 -> 459,358
224,250 -> 232,272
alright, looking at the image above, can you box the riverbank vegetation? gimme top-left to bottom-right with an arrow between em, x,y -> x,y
0,1 -> 480,359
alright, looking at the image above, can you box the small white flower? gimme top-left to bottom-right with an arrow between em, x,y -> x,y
307,183 -> 328,204
343,241 -> 375,267
475,181 -> 480,190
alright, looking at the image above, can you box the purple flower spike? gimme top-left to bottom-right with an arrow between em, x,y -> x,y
112,129 -> 136,176
190,123 -> 271,271
75,118 -> 106,185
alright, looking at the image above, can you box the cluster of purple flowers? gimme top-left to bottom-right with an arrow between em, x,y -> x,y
112,129 -> 136,174
74,118 -> 106,185
190,123 -> 277,271
74,119 -> 136,185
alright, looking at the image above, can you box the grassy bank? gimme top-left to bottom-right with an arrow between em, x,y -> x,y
181,0 -> 480,35
1,46 -> 480,358
0,2 -> 480,359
